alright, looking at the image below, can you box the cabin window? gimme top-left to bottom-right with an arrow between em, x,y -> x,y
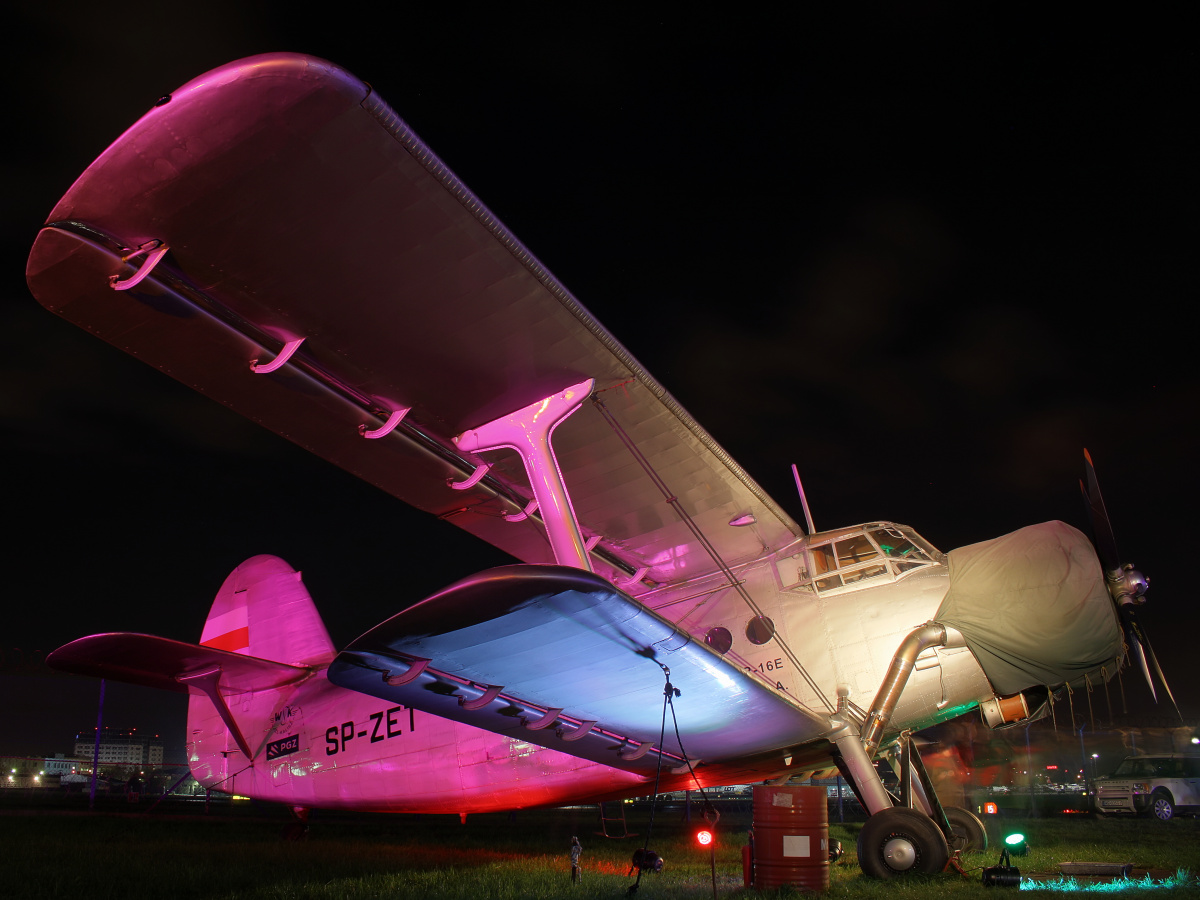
841,564 -> 888,586
835,534 -> 879,566
815,573 -> 843,592
745,616 -> 775,645
809,534 -> 887,593
811,544 -> 836,575
705,626 -> 733,655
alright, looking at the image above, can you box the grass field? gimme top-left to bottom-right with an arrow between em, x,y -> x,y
3,795 -> 1200,898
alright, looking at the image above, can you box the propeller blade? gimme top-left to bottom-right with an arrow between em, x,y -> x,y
1079,450 -> 1177,717
1142,630 -> 1184,722
1118,604 -> 1157,703
1081,449 -> 1121,571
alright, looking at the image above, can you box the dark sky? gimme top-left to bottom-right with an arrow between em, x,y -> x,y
2,6 -> 1194,758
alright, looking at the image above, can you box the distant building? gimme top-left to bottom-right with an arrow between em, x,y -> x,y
42,755 -> 74,776
74,729 -> 164,765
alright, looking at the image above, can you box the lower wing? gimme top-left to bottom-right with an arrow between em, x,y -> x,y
329,565 -> 831,776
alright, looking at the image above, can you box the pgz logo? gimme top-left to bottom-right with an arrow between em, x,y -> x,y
325,706 -> 412,755
266,734 -> 300,760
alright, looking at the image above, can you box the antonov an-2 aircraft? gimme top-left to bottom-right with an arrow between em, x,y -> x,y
28,54 -> 1167,878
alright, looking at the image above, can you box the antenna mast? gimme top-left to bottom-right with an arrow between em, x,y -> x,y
790,464 -> 817,536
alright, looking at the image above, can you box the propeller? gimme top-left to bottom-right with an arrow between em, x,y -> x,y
1079,449 -> 1181,720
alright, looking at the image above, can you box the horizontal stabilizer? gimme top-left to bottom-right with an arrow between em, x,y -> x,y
48,633 -> 312,694
330,565 -> 829,776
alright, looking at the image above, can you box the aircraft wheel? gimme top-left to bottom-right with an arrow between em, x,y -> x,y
1150,790 -> 1176,821
944,806 -> 988,853
856,807 -> 949,878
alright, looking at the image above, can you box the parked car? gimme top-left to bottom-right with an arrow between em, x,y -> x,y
1092,755 -> 1200,820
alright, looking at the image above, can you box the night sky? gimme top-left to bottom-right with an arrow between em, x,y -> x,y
2,6 -> 1194,759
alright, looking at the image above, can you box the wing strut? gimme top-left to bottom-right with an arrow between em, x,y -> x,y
454,379 -> 595,571
593,396 -> 834,713
176,665 -> 255,760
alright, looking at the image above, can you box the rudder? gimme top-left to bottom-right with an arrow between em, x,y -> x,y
200,555 -> 334,667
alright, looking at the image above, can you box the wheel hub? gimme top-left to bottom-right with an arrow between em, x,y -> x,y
882,836 -> 919,871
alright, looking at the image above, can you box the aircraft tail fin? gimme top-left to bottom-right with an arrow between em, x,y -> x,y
200,555 -> 335,667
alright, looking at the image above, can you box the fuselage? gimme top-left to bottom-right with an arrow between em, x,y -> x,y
187,521 -> 998,812
188,675 -> 649,813
637,521 -> 994,732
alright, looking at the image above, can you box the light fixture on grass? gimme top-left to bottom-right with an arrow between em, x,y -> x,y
981,847 -> 1022,888
1002,832 -> 1029,856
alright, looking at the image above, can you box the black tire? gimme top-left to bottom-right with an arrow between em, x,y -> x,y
1150,790 -> 1175,821
857,807 -> 950,878
944,806 -> 988,853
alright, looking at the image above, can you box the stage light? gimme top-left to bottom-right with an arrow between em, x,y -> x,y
631,848 -> 663,874
982,842 -> 1024,888
828,839 -> 844,863
1003,832 -> 1029,856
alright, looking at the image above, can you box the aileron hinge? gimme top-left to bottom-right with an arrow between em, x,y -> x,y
109,240 -> 169,290
459,684 -> 503,711
619,740 -> 654,761
616,567 -> 648,589
504,499 -> 539,523
448,462 -> 492,490
359,406 -> 410,439
251,338 -> 305,374
522,708 -> 563,731
557,720 -> 597,742
383,658 -> 430,686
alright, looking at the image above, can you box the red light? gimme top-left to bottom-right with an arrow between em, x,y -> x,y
696,829 -> 713,846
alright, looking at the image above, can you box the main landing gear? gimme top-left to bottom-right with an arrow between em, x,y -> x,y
834,729 -> 987,878
857,806 -> 948,877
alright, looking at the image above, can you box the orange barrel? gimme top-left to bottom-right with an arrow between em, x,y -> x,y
752,785 -> 829,891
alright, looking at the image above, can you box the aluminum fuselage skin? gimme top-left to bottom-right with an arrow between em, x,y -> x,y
187,525 -> 994,813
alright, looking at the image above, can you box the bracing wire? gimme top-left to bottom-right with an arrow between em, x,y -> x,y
627,665 -> 675,895
593,396 -> 832,713
627,664 -> 719,898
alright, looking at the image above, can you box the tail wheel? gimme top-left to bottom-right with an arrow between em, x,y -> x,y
1150,790 -> 1176,821
857,807 -> 949,878
944,806 -> 988,853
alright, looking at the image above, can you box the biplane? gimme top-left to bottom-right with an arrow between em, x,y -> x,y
27,53 -> 1166,877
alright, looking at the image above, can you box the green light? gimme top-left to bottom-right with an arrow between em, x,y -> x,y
1004,833 -> 1029,856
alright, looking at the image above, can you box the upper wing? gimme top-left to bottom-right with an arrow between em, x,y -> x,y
26,53 -> 800,589
328,565 -> 830,775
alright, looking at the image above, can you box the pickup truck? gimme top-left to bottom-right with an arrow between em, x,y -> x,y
1092,755 -> 1200,820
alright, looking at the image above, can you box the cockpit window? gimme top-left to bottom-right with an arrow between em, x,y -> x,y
835,534 -> 879,566
809,535 -> 886,594
869,527 -> 931,562
812,536 -> 878,573
773,523 -> 941,594
801,525 -> 938,595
